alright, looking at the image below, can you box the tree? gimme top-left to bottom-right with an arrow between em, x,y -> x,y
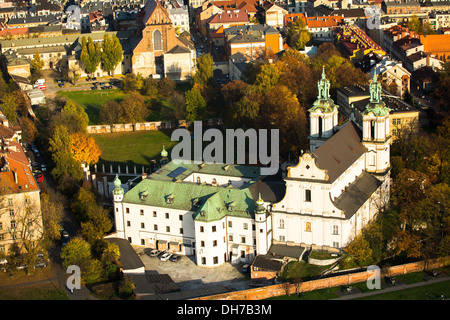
1,93 -> 18,124
48,125 -> 84,182
99,100 -> 121,126
287,18 -> 310,50
158,77 -> 176,96
60,237 -> 103,284
408,15 -> 435,35
167,91 -> 186,120
102,34 -> 123,75
70,132 -> 101,165
255,63 -> 280,92
80,36 -> 101,76
30,50 -> 44,73
141,77 -> 159,98
346,234 -> 373,266
185,87 -> 206,122
122,73 -> 143,93
61,99 -> 89,133
19,117 -> 38,143
192,53 -> 214,87
80,208 -> 112,245
118,92 -> 149,124
40,191 -> 65,243
234,95 -> 260,129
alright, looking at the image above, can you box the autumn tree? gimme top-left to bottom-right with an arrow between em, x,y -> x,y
19,117 -> 38,144
99,100 -> 121,126
346,234 -> 373,266
287,18 -> 311,50
192,53 -> 214,87
30,50 -> 44,82
118,92 -> 149,124
61,99 -> 89,133
122,73 -> 143,93
101,34 -> 123,75
49,125 -> 84,183
185,86 -> 207,122
80,36 -> 101,76
1,93 -> 18,124
70,132 -> 101,165
255,63 -> 280,92
167,91 -> 186,120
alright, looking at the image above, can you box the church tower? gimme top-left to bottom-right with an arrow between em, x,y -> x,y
255,194 -> 269,256
308,67 -> 339,151
112,174 -> 125,238
361,73 -> 391,176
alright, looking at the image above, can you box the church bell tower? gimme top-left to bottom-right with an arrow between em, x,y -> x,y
308,67 -> 339,151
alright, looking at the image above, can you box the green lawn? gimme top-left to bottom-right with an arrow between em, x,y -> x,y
280,261 -> 332,281
355,279 -> 450,300
93,130 -> 179,167
57,89 -> 125,125
0,283 -> 69,300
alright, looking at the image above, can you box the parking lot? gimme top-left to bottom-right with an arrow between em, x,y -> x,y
134,247 -> 252,292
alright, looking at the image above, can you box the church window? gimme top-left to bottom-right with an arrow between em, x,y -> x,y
332,225 -> 339,235
371,120 -> 376,140
305,222 -> 311,232
153,29 -> 162,51
305,189 -> 311,202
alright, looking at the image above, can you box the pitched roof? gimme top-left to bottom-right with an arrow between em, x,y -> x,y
207,10 -> 249,24
313,121 -> 367,183
332,171 -> 382,219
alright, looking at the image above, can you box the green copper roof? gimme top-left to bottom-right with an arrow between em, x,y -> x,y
308,66 -> 337,114
122,161 -> 259,222
113,174 -> 124,195
161,145 -> 168,158
362,70 -> 390,117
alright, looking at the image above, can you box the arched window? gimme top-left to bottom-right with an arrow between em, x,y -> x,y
305,222 -> 311,232
153,29 -> 162,51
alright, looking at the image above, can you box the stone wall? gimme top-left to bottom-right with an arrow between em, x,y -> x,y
191,256 -> 450,300
86,119 -> 224,134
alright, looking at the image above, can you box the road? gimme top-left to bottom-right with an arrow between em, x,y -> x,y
333,275 -> 450,300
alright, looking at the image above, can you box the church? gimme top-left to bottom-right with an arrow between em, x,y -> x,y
111,70 -> 391,267
131,0 -> 196,80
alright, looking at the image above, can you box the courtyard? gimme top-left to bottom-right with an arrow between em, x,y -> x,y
132,246 -> 252,298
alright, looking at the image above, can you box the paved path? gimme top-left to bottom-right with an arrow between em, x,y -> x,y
333,275 -> 450,300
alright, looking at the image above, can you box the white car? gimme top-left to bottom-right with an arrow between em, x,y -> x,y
0,259 -> 7,265
41,164 -> 47,172
159,253 -> 173,261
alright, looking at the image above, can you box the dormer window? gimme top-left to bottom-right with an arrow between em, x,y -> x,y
192,197 -> 199,209
166,194 -> 174,204
140,190 -> 149,201
228,201 -> 235,212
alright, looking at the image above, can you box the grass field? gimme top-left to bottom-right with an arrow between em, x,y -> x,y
57,89 -> 125,125
92,130 -> 179,167
0,283 -> 69,300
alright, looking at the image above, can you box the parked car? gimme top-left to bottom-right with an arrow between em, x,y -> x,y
91,86 -> 98,90
16,264 -> 28,270
159,252 -> 173,261
242,264 -> 250,273
35,173 -> 44,183
41,164 -> 47,172
148,249 -> 161,257
0,258 -> 7,265
169,255 -> 181,262
61,230 -> 70,246
35,261 -> 47,268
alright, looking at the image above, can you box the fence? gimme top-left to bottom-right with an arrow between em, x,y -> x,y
191,256 -> 450,300
86,118 -> 224,134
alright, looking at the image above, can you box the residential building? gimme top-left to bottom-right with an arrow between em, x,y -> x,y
382,1 -> 421,15
206,10 -> 249,35
261,1 -> 288,27
0,112 -> 43,256
163,0 -> 190,34
336,81 -> 421,140
335,24 -> 386,61
370,57 -> 411,97
223,24 -> 282,59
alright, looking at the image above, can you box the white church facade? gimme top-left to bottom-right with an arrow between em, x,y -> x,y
111,70 -> 391,267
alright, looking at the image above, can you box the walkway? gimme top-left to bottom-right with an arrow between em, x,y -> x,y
333,275 -> 450,300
